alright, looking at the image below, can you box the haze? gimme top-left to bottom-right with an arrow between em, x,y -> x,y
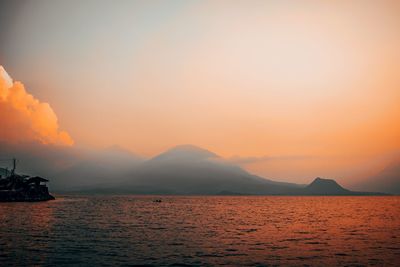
1,0 -> 400,185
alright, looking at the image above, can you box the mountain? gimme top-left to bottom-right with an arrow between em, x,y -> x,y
0,141 -> 78,178
50,145 -> 145,191
90,144 -> 301,194
304,177 -> 351,195
0,141 -> 144,191
85,145 -> 378,195
353,161 -> 400,195
150,144 -> 217,161
1,142 -> 385,195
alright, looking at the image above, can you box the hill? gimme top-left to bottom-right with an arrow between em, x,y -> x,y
102,145 -> 301,194
84,145 -> 381,195
353,161 -> 400,195
1,143 -> 386,195
304,177 -> 351,195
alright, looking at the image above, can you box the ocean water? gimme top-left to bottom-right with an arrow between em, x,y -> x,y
0,196 -> 399,266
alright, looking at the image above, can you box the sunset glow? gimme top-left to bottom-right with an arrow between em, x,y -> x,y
1,0 -> 399,184
1,1 -> 400,266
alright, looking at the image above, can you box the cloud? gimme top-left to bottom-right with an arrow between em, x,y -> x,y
0,66 -> 73,146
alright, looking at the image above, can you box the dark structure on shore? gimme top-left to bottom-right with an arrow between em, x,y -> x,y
0,158 -> 55,202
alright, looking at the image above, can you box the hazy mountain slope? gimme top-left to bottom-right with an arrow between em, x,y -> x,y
0,142 -> 144,190
52,145 -> 144,190
108,145 -> 311,194
1,142 -> 385,195
353,161 -> 400,194
0,141 -> 79,177
107,144 -> 383,195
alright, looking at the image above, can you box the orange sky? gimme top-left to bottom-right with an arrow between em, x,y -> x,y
1,0 -> 400,184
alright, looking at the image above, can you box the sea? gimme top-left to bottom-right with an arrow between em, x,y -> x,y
0,196 -> 399,266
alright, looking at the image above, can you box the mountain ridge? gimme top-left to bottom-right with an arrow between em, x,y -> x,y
69,145 -> 385,195
0,142 -> 387,195
353,160 -> 400,195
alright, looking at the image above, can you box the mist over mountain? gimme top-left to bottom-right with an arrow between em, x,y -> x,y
353,161 -> 400,195
71,144 -> 379,195
102,144 -> 302,195
0,142 -> 384,195
0,142 -> 144,190
53,145 -> 145,190
0,141 -> 78,177
0,65 -> 392,195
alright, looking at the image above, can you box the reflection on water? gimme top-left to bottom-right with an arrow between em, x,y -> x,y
1,196 -> 399,266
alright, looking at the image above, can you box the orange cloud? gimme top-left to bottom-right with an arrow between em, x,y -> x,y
0,66 -> 73,146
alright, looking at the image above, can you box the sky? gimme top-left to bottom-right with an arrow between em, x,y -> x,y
1,0 -> 400,184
